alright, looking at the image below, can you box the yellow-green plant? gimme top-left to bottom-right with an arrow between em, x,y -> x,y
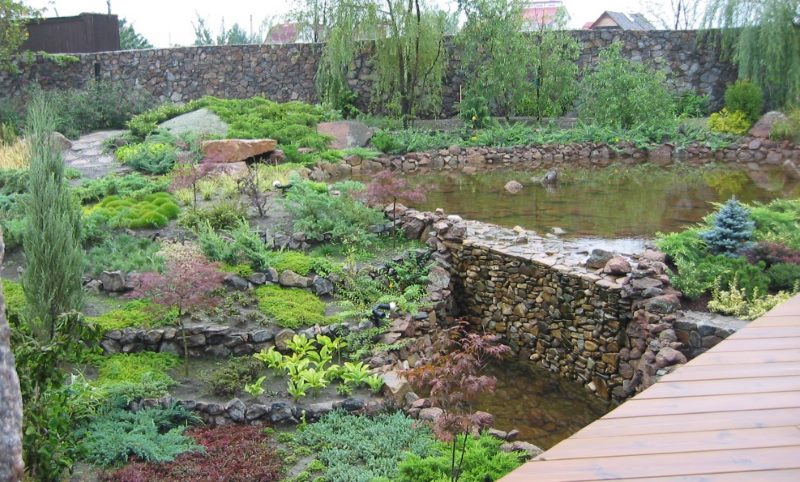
0,138 -> 29,169
707,108 -> 751,135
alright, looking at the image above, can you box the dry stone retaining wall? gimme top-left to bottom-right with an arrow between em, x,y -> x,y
0,30 -> 733,115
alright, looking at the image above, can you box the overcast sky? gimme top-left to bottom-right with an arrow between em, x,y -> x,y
27,1 -> 682,48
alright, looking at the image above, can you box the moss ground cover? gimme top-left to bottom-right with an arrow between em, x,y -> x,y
87,300 -> 177,331
256,284 -> 327,328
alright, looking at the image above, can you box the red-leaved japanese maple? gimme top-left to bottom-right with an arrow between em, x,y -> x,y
128,257 -> 225,375
403,322 -> 511,482
364,170 -> 425,240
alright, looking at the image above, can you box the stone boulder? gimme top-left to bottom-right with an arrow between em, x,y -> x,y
586,249 -> 614,270
604,257 -> 631,275
783,160 -> 800,181
50,132 -> 72,151
209,161 -> 249,179
160,108 -> 229,137
223,274 -> 250,291
279,270 -> 311,288
501,441 -> 544,459
312,276 -> 334,296
643,294 -> 681,314
201,139 -> 277,163
316,120 -> 374,149
749,111 -> 787,138
382,371 -> 412,406
504,180 -> 523,194
100,270 -> 127,292
655,346 -> 688,368
275,329 -> 296,351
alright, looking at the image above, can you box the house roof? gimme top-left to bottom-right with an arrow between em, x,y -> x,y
521,1 -> 564,27
589,11 -> 655,30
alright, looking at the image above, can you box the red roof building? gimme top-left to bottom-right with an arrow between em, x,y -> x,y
521,1 -> 564,29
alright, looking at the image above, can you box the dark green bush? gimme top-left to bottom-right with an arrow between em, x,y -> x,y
84,234 -> 164,275
37,81 -> 154,139
675,90 -> 711,117
724,80 -> 764,123
203,357 -> 263,397
767,263 -> 800,291
115,140 -> 178,175
78,404 -> 202,467
673,254 -> 769,299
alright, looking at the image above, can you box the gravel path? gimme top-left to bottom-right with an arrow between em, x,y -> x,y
63,130 -> 130,179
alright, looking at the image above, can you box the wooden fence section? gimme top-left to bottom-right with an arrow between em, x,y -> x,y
500,294 -> 800,481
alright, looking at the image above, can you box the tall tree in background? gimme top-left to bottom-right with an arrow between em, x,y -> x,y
192,14 -> 264,46
21,96 -> 84,342
458,0 -> 577,119
0,232 -> 24,482
642,0 -> 703,30
118,18 -> 152,50
291,0 -> 334,42
704,0 -> 800,108
0,0 -> 36,71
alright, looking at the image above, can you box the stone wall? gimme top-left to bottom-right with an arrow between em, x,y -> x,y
0,30 -> 734,115
346,138 -> 800,175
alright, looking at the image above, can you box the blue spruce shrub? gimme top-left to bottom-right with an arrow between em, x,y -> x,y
701,197 -> 755,256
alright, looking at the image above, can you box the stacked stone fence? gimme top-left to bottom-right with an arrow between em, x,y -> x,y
0,30 -> 734,116
343,138 -> 800,176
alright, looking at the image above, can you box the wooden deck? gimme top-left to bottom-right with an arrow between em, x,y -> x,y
500,294 -> 800,482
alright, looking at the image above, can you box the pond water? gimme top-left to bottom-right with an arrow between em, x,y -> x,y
474,361 -> 612,449
407,166 -> 799,238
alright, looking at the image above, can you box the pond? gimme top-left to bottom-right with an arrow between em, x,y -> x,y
406,166 -> 799,238
474,361 -> 612,449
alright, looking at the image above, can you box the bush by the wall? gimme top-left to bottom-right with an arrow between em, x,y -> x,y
203,357 -> 262,397
85,234 -> 165,275
767,263 -> 800,291
115,141 -> 177,175
724,80 -> 763,123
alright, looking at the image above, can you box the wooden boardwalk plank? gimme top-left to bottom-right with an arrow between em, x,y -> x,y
683,349 -> 800,366
572,408 -> 800,439
542,426 -> 800,460
501,447 -> 800,481
633,375 -> 800,399
610,468 -> 800,481
704,337 -> 800,352
603,391 -> 800,418
725,327 -> 800,339
655,361 -> 800,381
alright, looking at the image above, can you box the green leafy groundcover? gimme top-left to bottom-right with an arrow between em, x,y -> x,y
256,284 -> 327,328
86,192 -> 180,229
88,299 -> 177,331
90,352 -> 180,403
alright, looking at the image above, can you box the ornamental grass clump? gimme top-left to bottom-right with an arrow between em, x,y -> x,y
700,197 -> 754,256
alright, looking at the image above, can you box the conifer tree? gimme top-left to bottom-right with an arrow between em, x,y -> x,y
701,197 -> 755,256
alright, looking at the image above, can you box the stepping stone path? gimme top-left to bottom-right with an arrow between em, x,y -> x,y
62,130 -> 130,180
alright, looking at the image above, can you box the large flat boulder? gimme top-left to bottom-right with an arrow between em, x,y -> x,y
316,120 -> 373,149
160,108 -> 229,137
201,138 -> 277,163
749,111 -> 787,138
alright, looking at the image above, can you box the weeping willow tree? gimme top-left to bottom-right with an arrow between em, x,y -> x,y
703,0 -> 800,108
315,0 -> 450,124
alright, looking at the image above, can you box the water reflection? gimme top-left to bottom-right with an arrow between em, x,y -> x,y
407,167 -> 798,238
474,362 -> 612,449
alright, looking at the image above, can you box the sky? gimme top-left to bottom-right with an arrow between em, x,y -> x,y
26,0 -> 679,48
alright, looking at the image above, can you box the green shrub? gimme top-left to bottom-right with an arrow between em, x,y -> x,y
750,199 -> 800,249
74,173 -> 169,204
2,279 -> 25,323
38,81 -> 154,139
85,234 -> 165,275
656,228 -> 707,263
219,263 -> 255,278
767,263 -> 800,291
770,107 -> 800,143
88,300 -> 177,331
708,108 -> 751,135
78,404 -> 202,467
177,200 -> 247,231
578,42 -> 675,129
272,251 -> 340,277
92,352 -> 180,403
459,95 -> 493,129
87,192 -> 180,229
256,284 -> 327,328
397,434 -> 523,482
675,90 -> 711,117
673,255 -> 769,299
203,357 -> 263,397
724,80 -> 763,123
127,102 -> 198,139
115,141 -> 178,175
295,410 -> 435,482
708,276 -> 793,320
283,181 -> 384,247
0,215 -> 25,250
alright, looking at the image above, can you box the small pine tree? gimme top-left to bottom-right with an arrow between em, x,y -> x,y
22,96 -> 84,341
701,197 -> 754,256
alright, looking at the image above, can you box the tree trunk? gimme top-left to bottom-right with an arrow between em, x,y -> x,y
0,232 -> 25,481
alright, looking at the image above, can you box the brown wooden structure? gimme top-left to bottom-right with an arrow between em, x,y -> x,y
22,13 -> 120,54
501,294 -> 800,481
